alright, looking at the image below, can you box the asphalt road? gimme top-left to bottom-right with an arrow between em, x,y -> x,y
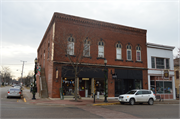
1,86 -> 180,118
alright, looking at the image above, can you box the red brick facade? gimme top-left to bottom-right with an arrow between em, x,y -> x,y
37,12 -> 148,98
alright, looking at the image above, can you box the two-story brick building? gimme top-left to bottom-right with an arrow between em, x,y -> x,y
37,12 -> 148,98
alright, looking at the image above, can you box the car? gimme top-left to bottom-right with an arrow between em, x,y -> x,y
14,85 -> 21,89
7,88 -> 22,99
118,89 -> 156,105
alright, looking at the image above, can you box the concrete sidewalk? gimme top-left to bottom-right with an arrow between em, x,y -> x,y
22,87 -> 179,106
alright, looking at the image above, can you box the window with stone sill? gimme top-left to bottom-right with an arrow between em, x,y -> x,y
127,45 -> 132,60
98,41 -> 104,58
116,43 -> 122,59
136,46 -> 141,61
67,37 -> 75,55
83,39 -> 90,57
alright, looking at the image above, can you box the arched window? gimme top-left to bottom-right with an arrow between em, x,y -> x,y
83,39 -> 90,56
136,46 -> 141,61
127,44 -> 132,60
67,37 -> 75,55
98,41 -> 104,57
116,43 -> 122,59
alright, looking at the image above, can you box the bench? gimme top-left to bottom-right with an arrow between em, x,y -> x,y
156,95 -> 164,102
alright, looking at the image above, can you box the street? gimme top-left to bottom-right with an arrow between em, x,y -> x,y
1,86 -> 180,118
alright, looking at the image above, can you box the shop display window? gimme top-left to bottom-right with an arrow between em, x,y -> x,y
135,79 -> 142,89
62,78 -> 75,95
156,81 -> 172,94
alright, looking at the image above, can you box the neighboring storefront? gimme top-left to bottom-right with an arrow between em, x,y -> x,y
147,43 -> 175,99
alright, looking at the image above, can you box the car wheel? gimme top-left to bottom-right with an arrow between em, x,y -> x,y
7,96 -> 9,99
148,98 -> 154,105
129,98 -> 135,105
121,102 -> 124,104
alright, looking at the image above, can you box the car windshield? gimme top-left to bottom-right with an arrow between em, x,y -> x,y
126,90 -> 136,94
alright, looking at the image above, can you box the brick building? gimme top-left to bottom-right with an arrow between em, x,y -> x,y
174,58 -> 180,98
37,12 -> 148,98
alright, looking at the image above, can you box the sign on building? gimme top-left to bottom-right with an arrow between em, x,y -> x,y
164,69 -> 169,79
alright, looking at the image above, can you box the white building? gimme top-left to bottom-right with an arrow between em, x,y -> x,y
147,43 -> 175,99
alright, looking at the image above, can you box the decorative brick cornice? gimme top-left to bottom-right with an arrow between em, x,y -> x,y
54,12 -> 147,34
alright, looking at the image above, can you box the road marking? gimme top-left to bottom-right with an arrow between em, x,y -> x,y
24,98 -> 26,102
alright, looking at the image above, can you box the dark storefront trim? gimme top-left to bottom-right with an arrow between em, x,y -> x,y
114,69 -> 143,97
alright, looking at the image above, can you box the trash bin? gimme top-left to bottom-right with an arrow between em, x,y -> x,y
97,91 -> 100,99
85,89 -> 88,97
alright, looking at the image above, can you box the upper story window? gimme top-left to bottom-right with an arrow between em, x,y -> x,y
83,39 -> 90,56
151,57 -> 170,69
67,37 -> 75,55
116,43 -> 122,59
176,70 -> 179,79
136,46 -> 141,61
98,41 -> 104,58
127,45 -> 132,60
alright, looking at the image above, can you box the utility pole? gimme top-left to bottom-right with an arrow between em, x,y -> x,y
21,60 -> 27,85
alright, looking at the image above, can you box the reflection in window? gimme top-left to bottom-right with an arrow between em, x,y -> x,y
135,79 -> 142,89
156,58 -> 164,69
156,81 -> 172,94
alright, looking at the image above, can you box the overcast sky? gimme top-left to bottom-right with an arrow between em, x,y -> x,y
0,0 -> 179,80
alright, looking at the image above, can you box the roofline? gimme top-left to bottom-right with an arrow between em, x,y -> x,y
38,12 -> 147,52
54,12 -> 147,33
147,42 -> 175,51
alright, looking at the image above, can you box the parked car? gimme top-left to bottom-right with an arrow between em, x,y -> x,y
118,89 -> 156,105
7,88 -> 22,99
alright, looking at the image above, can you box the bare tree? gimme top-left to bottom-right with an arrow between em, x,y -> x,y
54,26 -> 99,101
0,66 -> 12,85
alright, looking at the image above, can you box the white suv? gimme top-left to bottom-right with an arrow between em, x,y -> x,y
118,89 -> 156,105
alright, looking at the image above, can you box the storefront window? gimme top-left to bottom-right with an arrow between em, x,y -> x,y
156,81 -> 172,94
135,79 -> 142,89
95,79 -> 104,95
156,81 -> 164,94
62,78 -> 74,95
164,81 -> 172,94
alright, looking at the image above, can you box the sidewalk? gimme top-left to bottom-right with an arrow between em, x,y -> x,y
22,87 -> 179,106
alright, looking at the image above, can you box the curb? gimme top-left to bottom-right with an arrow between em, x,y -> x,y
93,102 -> 120,106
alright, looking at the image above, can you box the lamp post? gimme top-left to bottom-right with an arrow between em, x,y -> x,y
32,58 -> 37,100
104,58 -> 108,102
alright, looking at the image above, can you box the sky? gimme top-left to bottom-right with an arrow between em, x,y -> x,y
0,0 -> 179,80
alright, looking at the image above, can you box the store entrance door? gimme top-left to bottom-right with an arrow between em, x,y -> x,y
79,79 -> 85,97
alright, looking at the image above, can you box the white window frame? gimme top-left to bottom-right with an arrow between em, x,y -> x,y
98,41 -> 104,58
116,44 -> 122,59
151,57 -> 170,69
127,45 -> 132,60
136,46 -> 141,61
67,42 -> 74,55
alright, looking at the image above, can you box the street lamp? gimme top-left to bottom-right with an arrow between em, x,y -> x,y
32,58 -> 37,100
104,58 -> 108,102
